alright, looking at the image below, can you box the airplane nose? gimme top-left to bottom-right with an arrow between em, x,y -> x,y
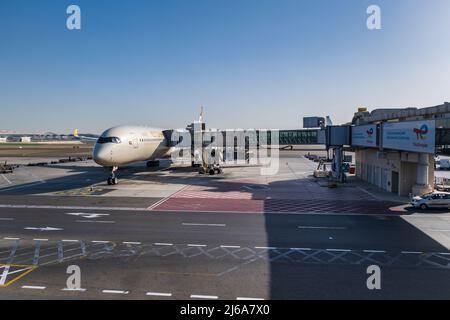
93,145 -> 113,166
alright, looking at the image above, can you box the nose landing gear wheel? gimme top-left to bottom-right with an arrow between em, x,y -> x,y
107,166 -> 119,185
107,177 -> 118,185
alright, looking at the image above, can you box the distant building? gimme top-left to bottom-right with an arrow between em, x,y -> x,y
20,136 -> 31,143
0,137 -> 7,143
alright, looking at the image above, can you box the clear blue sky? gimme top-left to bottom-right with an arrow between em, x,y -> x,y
1,0 -> 449,133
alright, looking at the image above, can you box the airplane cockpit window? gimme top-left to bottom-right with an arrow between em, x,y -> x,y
97,137 -> 121,144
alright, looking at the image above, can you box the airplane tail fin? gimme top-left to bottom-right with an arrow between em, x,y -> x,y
73,129 -> 79,137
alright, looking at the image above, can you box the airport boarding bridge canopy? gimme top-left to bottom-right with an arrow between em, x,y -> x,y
349,118 -> 450,153
278,130 -> 318,145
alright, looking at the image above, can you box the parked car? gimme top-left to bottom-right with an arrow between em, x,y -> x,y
411,191 -> 450,210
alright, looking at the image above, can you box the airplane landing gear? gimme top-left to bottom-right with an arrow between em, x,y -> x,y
107,166 -> 119,185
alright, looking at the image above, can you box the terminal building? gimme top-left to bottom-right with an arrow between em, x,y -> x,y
351,102 -> 450,196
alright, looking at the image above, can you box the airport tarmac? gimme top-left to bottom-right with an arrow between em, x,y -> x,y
0,150 -> 449,299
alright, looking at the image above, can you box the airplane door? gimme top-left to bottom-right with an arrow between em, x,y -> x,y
130,134 -> 139,149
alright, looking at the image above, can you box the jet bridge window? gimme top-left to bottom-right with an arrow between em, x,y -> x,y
97,137 -> 121,144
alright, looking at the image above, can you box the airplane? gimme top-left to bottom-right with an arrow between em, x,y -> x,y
75,126 -> 174,185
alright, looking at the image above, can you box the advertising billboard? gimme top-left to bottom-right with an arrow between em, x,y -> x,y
351,124 -> 377,147
382,120 -> 435,153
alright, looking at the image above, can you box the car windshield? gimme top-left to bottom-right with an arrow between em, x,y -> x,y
97,136 -> 121,144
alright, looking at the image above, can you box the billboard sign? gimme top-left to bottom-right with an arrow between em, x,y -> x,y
351,124 -> 377,147
382,120 -> 435,153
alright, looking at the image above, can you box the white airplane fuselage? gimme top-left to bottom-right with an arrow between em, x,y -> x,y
93,126 -> 171,167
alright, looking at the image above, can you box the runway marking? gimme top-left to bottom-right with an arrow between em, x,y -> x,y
0,265 -> 37,287
62,240 -> 79,242
326,248 -> 352,252
67,212 -> 110,219
0,181 -> 45,193
102,289 -> 129,295
57,241 -> 63,262
1,174 -> 12,185
236,297 -> 265,300
33,239 -> 48,242
182,223 -> 226,227
188,244 -> 207,247
33,241 -> 41,265
146,292 -> 172,297
147,185 -> 191,210
220,245 -> 241,249
298,226 -> 347,230
0,203 -> 435,217
7,240 -> 20,264
3,237 -> 20,240
75,220 -> 115,224
363,250 -> 386,253
290,248 -> 312,251
154,243 -> 173,246
123,242 -> 141,245
190,294 -> 218,299
401,251 -> 423,254
0,218 -> 13,221
0,204 -> 148,211
24,227 -> 63,231
92,241 -> 110,244
255,246 -> 277,250
62,288 -> 87,292
22,285 -> 46,290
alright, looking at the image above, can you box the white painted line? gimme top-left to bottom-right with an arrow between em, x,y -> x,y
255,246 -> 277,250
146,292 -> 172,297
147,184 -> 191,210
0,204 -> 148,211
92,241 -> 110,243
3,237 -> 20,240
62,288 -> 87,292
439,252 -> 450,255
188,244 -> 207,247
67,212 -> 110,219
123,241 -> 142,245
401,251 -> 423,254
62,239 -> 79,243
1,174 -> 12,184
190,294 -> 218,299
24,227 -> 63,231
182,223 -> 226,227
33,239 -> 48,242
0,218 -> 13,221
326,248 -> 352,252
154,243 -> 173,246
76,220 -> 115,224
298,226 -> 347,230
236,297 -> 265,300
290,248 -> 311,251
102,290 -> 129,295
221,245 -> 241,249
363,250 -> 386,253
22,285 -> 46,290
0,181 -> 44,193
